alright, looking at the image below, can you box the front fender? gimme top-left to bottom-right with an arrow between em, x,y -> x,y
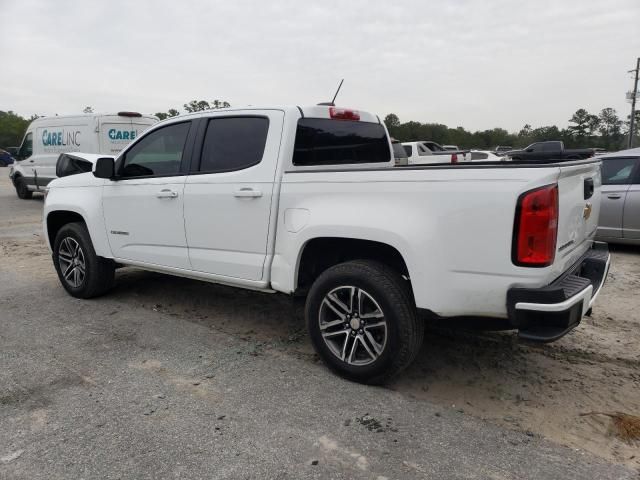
44,185 -> 111,258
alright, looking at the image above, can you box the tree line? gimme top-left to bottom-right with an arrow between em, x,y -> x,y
2,102 -> 637,151
384,107 -> 639,150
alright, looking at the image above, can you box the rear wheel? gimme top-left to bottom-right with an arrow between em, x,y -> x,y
53,222 -> 115,298
14,176 -> 33,199
306,260 -> 423,384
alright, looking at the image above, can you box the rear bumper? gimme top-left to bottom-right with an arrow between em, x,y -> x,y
506,242 -> 610,342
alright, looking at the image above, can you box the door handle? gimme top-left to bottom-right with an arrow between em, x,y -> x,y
156,189 -> 178,199
233,188 -> 262,198
607,194 -> 622,199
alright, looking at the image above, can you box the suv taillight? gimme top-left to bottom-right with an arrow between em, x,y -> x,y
451,153 -> 458,163
513,184 -> 558,267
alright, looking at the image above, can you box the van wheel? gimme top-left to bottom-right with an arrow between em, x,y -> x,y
15,177 -> 33,199
305,260 -> 423,385
53,222 -> 115,299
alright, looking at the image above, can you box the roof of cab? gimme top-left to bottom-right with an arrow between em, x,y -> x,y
599,147 -> 640,158
153,105 -> 381,124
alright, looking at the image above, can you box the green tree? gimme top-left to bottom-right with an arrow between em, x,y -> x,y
598,108 -> 623,149
568,108 -> 590,137
154,108 -> 180,120
598,108 -> 622,137
0,111 -> 31,148
518,124 -> 532,137
384,113 -> 400,130
586,114 -> 601,137
83,106 -> 94,114
183,99 -> 230,113
623,111 -> 640,148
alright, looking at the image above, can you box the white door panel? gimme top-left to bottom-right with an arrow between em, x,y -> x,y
102,178 -> 190,269
184,110 -> 284,281
184,179 -> 274,279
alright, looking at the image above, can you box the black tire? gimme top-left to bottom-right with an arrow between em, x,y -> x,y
14,176 -> 33,199
305,260 -> 423,385
53,222 -> 115,299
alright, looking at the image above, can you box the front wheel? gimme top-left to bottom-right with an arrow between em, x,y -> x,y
14,176 -> 33,199
305,260 -> 423,384
53,222 -> 115,298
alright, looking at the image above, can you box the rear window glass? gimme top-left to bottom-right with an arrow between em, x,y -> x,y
199,117 -> 269,172
293,118 -> 390,166
601,157 -> 638,185
403,145 -> 413,156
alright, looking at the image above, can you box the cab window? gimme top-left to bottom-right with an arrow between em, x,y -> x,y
119,122 -> 190,178
601,157 -> 638,185
198,117 -> 269,173
18,132 -> 33,159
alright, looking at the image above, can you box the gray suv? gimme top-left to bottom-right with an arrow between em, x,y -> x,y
596,148 -> 640,245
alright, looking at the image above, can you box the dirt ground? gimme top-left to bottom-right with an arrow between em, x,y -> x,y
1,172 -> 639,474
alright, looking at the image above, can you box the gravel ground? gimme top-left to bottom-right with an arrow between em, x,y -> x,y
0,170 -> 637,479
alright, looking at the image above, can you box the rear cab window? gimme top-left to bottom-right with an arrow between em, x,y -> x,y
293,118 -> 390,166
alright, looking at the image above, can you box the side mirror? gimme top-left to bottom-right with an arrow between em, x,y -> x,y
93,157 -> 115,179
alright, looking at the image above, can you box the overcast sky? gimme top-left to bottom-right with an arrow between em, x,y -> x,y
1,0 -> 639,131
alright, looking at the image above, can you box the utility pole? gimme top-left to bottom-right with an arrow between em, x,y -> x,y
628,57 -> 640,149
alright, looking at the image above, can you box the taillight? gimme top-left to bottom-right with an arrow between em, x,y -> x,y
513,184 -> 558,267
451,153 -> 458,163
329,107 -> 360,121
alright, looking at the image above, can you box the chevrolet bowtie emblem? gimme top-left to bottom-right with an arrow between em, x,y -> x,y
583,202 -> 592,220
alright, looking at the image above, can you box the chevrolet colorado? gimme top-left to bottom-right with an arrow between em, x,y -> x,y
43,105 -> 610,384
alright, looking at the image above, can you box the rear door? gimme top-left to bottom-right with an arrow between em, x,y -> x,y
183,110 -> 284,281
622,158 -> 640,240
597,157 -> 637,239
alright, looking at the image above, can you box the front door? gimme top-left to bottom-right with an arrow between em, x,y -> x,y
598,157 -> 637,239
183,111 -> 284,281
102,121 -> 194,269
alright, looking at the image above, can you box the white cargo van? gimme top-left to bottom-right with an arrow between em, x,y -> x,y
9,112 -> 157,198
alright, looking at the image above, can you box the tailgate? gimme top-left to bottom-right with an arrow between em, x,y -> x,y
552,161 -> 601,276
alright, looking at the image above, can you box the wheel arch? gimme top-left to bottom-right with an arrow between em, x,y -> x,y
295,237 -> 411,296
46,210 -> 89,250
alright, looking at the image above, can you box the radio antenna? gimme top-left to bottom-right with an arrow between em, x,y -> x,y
330,79 -> 344,106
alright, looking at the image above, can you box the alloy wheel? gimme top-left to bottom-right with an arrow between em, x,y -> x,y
58,237 -> 86,288
318,286 -> 388,366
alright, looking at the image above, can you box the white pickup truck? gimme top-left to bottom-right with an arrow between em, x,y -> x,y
43,105 -> 610,384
